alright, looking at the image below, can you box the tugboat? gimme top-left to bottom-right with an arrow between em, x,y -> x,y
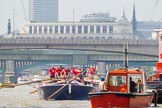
147,30 -> 162,103
88,44 -> 154,108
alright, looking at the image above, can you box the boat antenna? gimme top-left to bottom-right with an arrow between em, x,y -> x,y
124,43 -> 128,70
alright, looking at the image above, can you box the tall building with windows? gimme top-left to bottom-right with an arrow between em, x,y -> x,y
28,0 -> 58,23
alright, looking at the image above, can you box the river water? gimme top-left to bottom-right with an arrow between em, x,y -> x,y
0,85 -> 161,108
0,85 -> 90,108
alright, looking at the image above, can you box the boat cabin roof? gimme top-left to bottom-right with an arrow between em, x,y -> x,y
109,68 -> 143,75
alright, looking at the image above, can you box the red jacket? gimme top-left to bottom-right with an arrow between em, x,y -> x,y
72,67 -> 81,76
64,67 -> 70,73
89,67 -> 95,74
55,67 -> 63,74
49,67 -> 56,76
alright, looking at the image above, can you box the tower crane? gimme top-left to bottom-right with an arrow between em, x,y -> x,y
20,0 -> 27,21
151,0 -> 158,21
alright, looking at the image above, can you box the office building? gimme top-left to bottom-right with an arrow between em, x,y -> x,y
28,0 -> 58,23
136,21 -> 162,38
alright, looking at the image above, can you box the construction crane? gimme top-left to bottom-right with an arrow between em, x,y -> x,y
20,0 -> 27,21
151,0 -> 159,21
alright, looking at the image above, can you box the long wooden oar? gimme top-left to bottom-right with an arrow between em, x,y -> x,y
46,72 -> 82,100
29,89 -> 38,94
29,78 -> 60,94
0,78 -> 59,89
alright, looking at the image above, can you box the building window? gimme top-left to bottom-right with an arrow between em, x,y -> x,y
44,26 -> 47,34
66,26 -> 70,33
39,26 -> 42,34
103,26 -> 107,33
95,36 -> 100,39
55,26 -> 58,33
60,26 -> 64,33
78,26 -> 82,33
49,26 -> 53,34
89,37 -> 93,39
109,25 -> 113,33
101,37 -> 105,39
90,26 -> 94,33
72,26 -> 75,33
96,26 -> 100,33
34,26 -> 37,34
84,26 -> 88,33
59,37 -> 63,39
29,26 -> 32,34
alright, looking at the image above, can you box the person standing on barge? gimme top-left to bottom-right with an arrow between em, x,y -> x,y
99,77 -> 107,92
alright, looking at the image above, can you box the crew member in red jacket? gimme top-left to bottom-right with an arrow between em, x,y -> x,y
55,66 -> 63,78
72,67 -> 84,83
49,65 -> 56,78
72,67 -> 82,76
89,66 -> 96,79
63,67 -> 71,77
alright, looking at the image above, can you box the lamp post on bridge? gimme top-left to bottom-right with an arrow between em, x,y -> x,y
72,10 -> 75,38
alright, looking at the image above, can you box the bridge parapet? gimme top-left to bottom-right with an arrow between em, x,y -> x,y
0,38 -> 158,45
0,38 -> 159,57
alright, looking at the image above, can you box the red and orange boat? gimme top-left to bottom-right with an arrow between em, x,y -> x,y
89,68 -> 154,108
89,44 -> 154,108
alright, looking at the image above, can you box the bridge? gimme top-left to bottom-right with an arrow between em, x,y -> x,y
0,38 -> 159,83
0,38 -> 158,56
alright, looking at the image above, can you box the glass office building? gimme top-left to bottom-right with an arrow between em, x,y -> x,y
28,0 -> 58,23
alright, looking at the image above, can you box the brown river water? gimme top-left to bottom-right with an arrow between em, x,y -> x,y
0,85 -> 90,108
0,85 -> 161,108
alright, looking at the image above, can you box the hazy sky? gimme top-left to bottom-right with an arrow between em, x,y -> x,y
0,0 -> 161,34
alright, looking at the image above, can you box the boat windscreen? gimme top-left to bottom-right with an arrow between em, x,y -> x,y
109,76 -> 126,86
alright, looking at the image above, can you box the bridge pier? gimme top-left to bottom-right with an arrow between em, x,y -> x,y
72,54 -> 87,65
97,62 -> 106,75
0,73 -> 5,83
5,60 -> 16,83
5,73 -> 16,84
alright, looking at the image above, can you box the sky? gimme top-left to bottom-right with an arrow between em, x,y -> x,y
0,0 -> 161,34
